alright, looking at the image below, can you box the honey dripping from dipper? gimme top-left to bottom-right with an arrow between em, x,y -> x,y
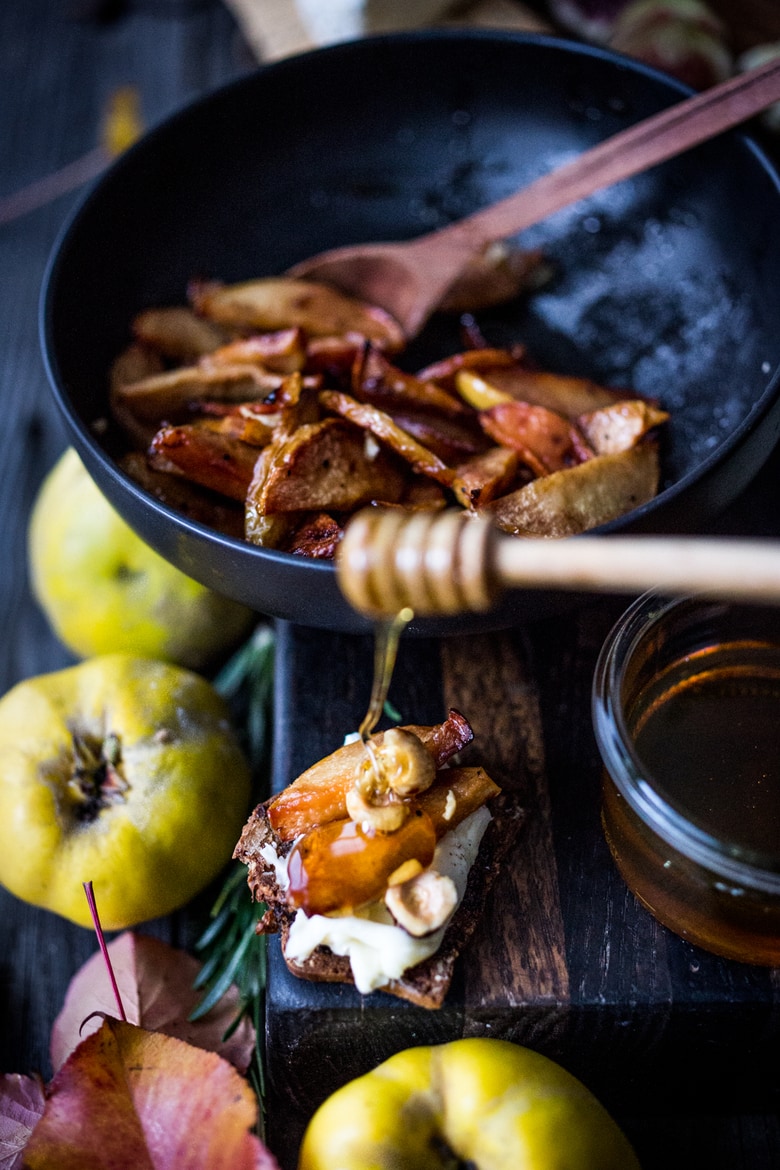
358,607 -> 414,792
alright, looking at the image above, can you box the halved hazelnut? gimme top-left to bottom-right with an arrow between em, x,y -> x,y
346,729 -> 434,834
345,782 -> 408,834
384,868 -> 458,937
376,727 -> 436,798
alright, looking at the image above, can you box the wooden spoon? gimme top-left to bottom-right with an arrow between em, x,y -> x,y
289,56 -> 780,339
336,508 -> 780,618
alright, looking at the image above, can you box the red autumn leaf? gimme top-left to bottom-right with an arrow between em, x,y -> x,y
50,932 -> 254,1075
25,1018 -> 278,1170
0,1074 -> 45,1169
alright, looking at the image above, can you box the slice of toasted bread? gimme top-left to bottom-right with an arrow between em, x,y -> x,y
234,713 -> 525,1010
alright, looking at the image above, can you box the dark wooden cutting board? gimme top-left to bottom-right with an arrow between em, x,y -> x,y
264,584 -> 779,1169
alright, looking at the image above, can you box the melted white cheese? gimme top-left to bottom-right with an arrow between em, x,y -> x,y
259,842 -> 289,891
284,805 -> 492,994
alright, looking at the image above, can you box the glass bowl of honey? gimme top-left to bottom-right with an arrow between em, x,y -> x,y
593,592 -> 780,965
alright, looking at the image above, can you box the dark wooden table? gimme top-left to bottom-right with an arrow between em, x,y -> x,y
1,3 -> 778,1168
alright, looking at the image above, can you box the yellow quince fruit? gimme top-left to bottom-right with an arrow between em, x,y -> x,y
298,1038 -> 640,1170
0,653 -> 251,929
28,448 -> 254,669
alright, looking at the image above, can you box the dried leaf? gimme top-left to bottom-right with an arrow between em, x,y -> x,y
0,1074 -> 45,1170
26,1019 -> 277,1170
50,933 -> 255,1075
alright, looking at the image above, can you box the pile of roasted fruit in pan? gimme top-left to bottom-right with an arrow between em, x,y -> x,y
109,266 -> 669,556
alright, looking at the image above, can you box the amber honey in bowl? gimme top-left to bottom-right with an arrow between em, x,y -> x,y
592,594 -> 780,966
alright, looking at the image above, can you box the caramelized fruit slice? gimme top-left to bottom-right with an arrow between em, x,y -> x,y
286,810 -> 437,916
267,710 -> 473,841
418,766 -> 500,836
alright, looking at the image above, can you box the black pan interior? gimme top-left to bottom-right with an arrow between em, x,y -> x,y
41,31 -> 780,634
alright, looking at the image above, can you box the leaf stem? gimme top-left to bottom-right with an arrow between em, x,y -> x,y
83,881 -> 127,1022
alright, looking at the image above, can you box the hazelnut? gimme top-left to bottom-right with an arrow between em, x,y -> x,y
345,782 -> 408,834
384,868 -> 458,937
376,727 -> 435,798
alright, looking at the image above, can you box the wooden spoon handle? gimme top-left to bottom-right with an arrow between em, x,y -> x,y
429,55 -> 780,252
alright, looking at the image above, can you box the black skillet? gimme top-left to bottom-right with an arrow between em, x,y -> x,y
40,31 -> 780,635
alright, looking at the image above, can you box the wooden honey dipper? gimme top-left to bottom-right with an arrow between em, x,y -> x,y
336,508 -> 780,618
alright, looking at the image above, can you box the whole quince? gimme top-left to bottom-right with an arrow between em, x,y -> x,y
0,653 -> 251,929
28,448 -> 254,669
298,1038 -> 640,1170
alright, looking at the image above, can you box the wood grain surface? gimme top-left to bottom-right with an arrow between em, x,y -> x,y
1,4 -> 779,1170
265,588 -> 780,1168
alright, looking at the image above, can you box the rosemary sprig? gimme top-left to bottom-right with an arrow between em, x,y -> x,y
213,623 -> 275,768
189,623 -> 275,1081
191,861 -> 266,1039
